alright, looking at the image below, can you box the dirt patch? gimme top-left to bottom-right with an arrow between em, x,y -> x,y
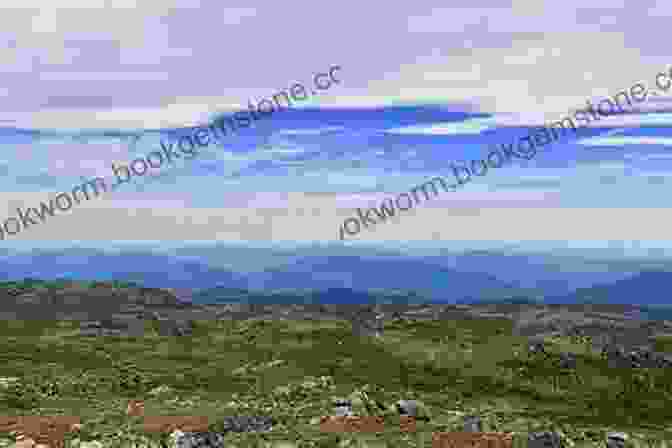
432,431 -> 513,448
0,415 -> 81,447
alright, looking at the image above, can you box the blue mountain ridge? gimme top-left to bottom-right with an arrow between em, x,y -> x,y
547,269 -> 672,306
1,246 -> 671,307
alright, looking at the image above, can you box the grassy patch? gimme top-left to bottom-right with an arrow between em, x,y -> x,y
653,335 -> 672,354
0,318 -> 669,446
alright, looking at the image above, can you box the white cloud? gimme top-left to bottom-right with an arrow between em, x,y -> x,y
39,72 -> 170,82
0,0 -> 664,121
384,117 -> 498,135
578,136 -> 672,146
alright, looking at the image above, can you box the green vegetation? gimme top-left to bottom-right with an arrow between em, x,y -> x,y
652,335 -> 672,354
0,317 -> 669,447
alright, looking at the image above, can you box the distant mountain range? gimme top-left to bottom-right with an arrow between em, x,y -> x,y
0,244 -> 671,307
190,286 -> 430,305
548,270 -> 672,306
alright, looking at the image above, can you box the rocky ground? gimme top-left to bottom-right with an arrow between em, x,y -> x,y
3,281 -> 672,369
1,282 -> 672,447
201,300 -> 672,351
3,281 -> 672,364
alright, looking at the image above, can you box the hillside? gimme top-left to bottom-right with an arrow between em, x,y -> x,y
551,270 -> 672,305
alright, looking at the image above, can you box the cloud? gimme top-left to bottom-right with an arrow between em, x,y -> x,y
0,0 -> 670,244
384,117 -> 498,135
1,197 -> 669,241
0,0 -> 667,126
578,135 -> 672,146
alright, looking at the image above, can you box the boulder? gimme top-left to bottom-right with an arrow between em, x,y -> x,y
351,310 -> 384,339
138,288 -> 183,307
527,338 -> 548,356
332,398 -> 353,417
606,432 -> 628,448
395,399 -> 431,421
528,431 -> 562,448
395,400 -> 418,417
218,416 -> 274,433
78,318 -> 145,337
557,352 -> 577,369
155,319 -> 194,337
169,430 -> 226,448
601,344 -> 671,368
463,415 -> 483,432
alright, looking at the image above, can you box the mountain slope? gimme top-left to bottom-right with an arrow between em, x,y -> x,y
550,270 -> 672,305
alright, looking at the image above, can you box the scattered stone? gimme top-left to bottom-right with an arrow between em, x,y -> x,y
527,339 -> 548,356
606,432 -> 628,448
169,430 -> 226,448
218,416 -> 274,433
395,399 -> 431,421
601,344 -> 671,368
463,415 -> 483,432
395,400 -> 418,417
557,352 -> 577,369
528,431 -> 562,448
351,310 -> 384,339
154,318 -> 194,337
333,398 -> 353,417
78,318 -> 145,337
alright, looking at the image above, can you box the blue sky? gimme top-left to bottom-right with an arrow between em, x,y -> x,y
1,0 -> 672,244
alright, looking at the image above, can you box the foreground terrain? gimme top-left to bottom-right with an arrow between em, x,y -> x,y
0,281 -> 671,447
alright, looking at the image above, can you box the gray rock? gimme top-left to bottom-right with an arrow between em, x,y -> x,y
527,338 -> 548,356
333,398 -> 353,417
80,328 -> 122,337
155,318 -> 194,336
528,431 -> 562,448
16,293 -> 43,305
395,399 -> 419,417
79,328 -> 102,337
601,344 -> 670,368
606,432 -> 628,448
81,320 -> 102,328
170,430 -> 226,448
78,317 -> 145,337
100,318 -> 131,330
219,415 -> 275,433
557,352 -> 577,369
139,288 -> 184,307
463,415 -> 483,432
351,309 -> 384,339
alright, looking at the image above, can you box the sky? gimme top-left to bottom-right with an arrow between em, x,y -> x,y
1,0 -> 671,244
